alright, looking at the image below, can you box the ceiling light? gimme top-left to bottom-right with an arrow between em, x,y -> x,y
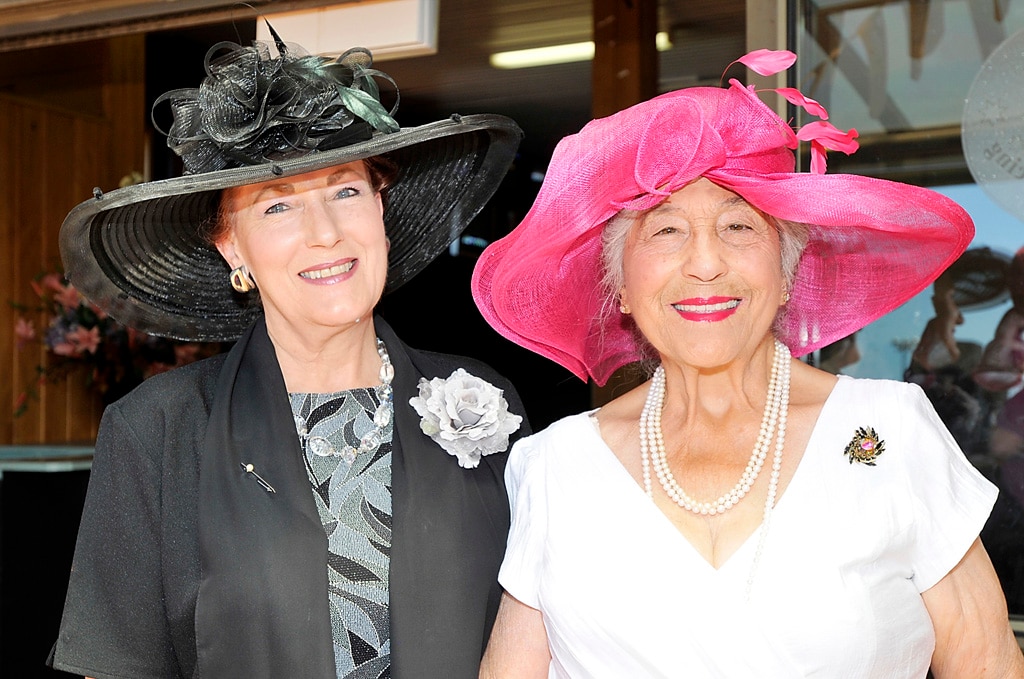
490,32 -> 673,70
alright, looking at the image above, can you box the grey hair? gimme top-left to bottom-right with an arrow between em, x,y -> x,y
599,208 -> 656,366
599,208 -> 643,320
598,207 -> 812,363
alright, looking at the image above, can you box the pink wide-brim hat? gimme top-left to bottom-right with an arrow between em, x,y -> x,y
471,79 -> 974,385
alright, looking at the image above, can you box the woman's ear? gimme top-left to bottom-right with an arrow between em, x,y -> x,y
215,189 -> 243,267
378,189 -> 390,252
619,287 -> 631,315
215,234 -> 242,269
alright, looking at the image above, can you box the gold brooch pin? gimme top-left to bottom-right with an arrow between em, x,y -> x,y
844,427 -> 885,466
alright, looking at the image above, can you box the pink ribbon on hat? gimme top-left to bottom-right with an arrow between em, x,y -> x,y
617,105 -> 728,211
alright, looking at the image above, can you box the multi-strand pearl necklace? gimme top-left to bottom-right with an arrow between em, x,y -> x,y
294,337 -> 395,464
639,339 -> 791,598
640,339 -> 790,516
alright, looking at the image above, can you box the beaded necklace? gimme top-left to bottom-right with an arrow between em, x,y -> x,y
293,337 -> 394,464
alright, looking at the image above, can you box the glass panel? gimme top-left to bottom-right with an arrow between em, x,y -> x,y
798,0 -> 1024,135
834,185 -> 1019,382
797,0 -> 1024,623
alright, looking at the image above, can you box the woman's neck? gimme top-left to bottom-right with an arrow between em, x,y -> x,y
267,315 -> 384,393
658,339 -> 778,424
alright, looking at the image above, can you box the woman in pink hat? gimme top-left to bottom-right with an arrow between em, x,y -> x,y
473,51 -> 1022,677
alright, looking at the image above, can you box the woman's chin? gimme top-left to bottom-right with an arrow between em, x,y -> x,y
265,305 -> 377,336
653,326 -> 772,370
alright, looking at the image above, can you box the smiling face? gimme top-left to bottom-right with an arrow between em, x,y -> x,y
619,177 -> 787,370
215,160 -> 388,340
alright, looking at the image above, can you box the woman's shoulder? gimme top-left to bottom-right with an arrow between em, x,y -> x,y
512,411 -> 598,459
107,352 -> 228,418
814,375 -> 945,456
93,353 -> 229,468
507,411 -> 598,484
830,373 -> 926,405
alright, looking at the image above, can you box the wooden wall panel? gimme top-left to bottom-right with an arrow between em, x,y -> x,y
41,107 -> 74,436
64,115 -> 110,441
2,101 -> 104,444
0,34 -> 144,444
590,0 -> 657,118
103,35 -> 145,190
0,39 -> 108,117
0,98 -> 14,445
9,102 -> 44,444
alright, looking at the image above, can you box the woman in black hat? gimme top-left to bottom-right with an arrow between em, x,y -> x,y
49,31 -> 528,679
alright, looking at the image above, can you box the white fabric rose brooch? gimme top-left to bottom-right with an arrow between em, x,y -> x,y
409,368 -> 523,468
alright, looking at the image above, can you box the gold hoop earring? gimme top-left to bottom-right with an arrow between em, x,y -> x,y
230,265 -> 256,293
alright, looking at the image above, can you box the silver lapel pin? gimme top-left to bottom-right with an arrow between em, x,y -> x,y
239,462 -> 276,493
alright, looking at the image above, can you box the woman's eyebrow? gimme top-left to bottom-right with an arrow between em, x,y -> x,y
723,195 -> 750,207
326,168 -> 363,184
649,195 -> 752,215
250,182 -> 296,203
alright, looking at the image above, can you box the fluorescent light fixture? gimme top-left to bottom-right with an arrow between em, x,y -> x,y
491,41 -> 594,69
490,31 -> 673,70
257,0 -> 438,60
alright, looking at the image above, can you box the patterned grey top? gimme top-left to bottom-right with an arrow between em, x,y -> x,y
291,388 -> 393,679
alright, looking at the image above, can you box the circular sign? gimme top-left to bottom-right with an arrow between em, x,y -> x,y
962,28 -> 1024,222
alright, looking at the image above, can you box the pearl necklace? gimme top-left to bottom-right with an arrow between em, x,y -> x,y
639,339 -> 790,601
294,337 -> 395,464
640,339 -> 789,516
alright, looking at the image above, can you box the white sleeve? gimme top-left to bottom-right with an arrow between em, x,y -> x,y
497,432 -> 548,609
900,383 -> 998,591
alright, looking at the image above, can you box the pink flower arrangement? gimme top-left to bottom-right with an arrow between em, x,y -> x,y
11,268 -> 222,416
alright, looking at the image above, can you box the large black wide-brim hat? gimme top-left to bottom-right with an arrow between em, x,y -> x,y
59,36 -> 522,342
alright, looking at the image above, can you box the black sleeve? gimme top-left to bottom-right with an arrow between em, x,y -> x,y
503,377 -> 533,441
50,403 -> 181,679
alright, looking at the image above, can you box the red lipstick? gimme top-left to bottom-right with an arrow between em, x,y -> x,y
671,296 -> 740,322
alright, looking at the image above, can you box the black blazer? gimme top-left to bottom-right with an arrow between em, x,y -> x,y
51,316 -> 530,679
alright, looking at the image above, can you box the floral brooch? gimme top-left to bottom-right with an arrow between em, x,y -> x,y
409,368 -> 523,469
844,426 -> 885,466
